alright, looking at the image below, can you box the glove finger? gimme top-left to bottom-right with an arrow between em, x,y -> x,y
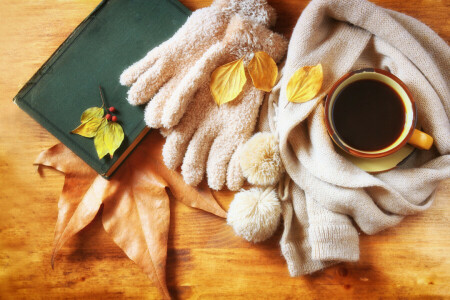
144,99 -> 164,129
162,85 -> 210,170
159,127 -> 172,138
181,127 -> 217,187
226,142 -> 245,191
144,72 -> 184,129
162,43 -> 225,128
162,117 -> 200,170
127,58 -> 173,106
206,134 -> 240,191
119,47 -> 164,87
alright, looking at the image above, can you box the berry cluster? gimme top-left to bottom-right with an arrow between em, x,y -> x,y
105,106 -> 118,122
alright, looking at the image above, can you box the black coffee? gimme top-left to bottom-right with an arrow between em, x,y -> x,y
332,79 -> 405,151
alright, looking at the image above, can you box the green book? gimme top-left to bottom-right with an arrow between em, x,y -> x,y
13,0 -> 191,177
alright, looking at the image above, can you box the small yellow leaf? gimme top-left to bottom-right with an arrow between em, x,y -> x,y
81,107 -> 104,123
210,57 -> 246,106
286,63 -> 323,103
93,119 -> 109,159
94,121 -> 124,159
105,122 -> 124,158
247,51 -> 278,92
71,117 -> 104,138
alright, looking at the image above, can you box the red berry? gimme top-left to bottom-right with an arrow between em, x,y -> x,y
112,115 -> 118,122
109,106 -> 116,112
105,114 -> 111,120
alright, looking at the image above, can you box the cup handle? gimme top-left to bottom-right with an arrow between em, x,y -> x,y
408,129 -> 434,150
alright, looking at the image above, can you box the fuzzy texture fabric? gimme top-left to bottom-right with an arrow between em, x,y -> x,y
227,187 -> 281,242
240,132 -> 284,186
152,16 -> 288,191
263,0 -> 450,276
120,0 -> 287,191
120,0 -> 276,105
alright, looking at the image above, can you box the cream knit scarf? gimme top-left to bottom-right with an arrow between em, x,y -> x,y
263,0 -> 450,275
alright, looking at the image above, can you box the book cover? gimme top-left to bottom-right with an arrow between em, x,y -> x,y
14,0 -> 191,177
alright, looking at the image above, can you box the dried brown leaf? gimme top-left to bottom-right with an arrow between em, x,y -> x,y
35,131 -> 226,299
102,161 -> 171,299
34,144 -> 101,268
143,132 -> 227,218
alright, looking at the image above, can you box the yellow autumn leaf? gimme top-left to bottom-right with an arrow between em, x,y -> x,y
106,122 -> 124,157
80,106 -> 104,123
93,119 -> 109,159
210,57 -> 246,106
247,51 -> 278,92
71,117 -> 104,138
286,63 -> 323,103
94,121 -> 124,159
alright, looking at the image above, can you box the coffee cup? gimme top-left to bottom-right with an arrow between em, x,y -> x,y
324,68 -> 433,158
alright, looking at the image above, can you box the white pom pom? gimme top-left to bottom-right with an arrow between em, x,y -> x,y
240,132 -> 284,186
227,187 -> 281,243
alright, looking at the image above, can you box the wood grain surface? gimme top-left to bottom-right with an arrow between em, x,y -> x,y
0,0 -> 449,299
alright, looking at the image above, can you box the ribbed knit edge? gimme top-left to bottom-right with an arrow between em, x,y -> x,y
280,240 -> 335,277
309,224 -> 360,262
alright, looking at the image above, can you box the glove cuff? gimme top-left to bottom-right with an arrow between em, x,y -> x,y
308,224 -> 360,262
224,15 -> 288,63
213,0 -> 277,27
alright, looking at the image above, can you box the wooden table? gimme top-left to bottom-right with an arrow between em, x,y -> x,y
1,0 -> 449,299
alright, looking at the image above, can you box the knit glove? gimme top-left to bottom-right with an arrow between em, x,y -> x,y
156,16 -> 288,191
120,0 -> 275,106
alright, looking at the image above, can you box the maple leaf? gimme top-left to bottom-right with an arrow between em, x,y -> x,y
35,131 -> 226,299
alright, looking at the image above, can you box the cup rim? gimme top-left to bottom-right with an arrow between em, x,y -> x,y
324,68 -> 417,158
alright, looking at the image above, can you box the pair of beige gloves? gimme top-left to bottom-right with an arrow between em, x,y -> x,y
120,0 -> 288,191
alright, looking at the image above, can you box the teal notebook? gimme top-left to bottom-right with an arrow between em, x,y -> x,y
14,0 -> 191,177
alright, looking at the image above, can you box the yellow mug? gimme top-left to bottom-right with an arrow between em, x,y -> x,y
324,68 -> 433,158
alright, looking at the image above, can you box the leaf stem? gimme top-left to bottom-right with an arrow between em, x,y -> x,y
99,85 -> 106,108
